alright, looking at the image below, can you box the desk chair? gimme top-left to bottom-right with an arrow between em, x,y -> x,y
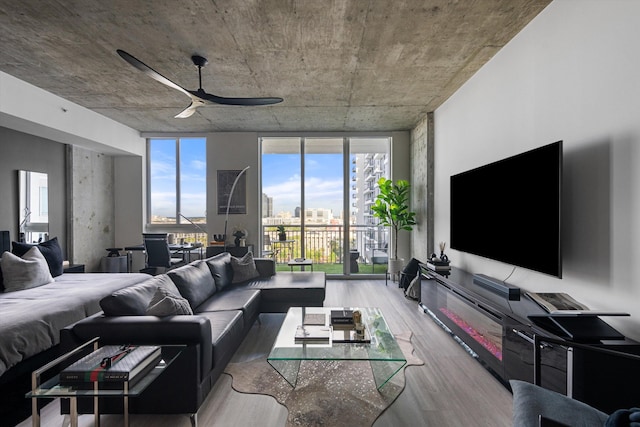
142,233 -> 183,274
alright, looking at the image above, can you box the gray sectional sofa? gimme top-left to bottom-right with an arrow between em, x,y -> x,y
60,252 -> 326,421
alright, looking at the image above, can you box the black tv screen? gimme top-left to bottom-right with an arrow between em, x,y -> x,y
450,141 -> 562,278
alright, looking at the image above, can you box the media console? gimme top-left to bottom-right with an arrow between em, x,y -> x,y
419,267 -> 640,413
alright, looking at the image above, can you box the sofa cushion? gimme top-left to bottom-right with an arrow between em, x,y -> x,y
237,272 -> 326,312
169,260 -> 217,309
195,289 -> 261,330
230,252 -> 260,284
100,274 -> 176,316
146,285 -> 193,316
1,246 -> 53,292
198,310 -> 245,369
205,252 -> 234,291
12,236 -> 64,277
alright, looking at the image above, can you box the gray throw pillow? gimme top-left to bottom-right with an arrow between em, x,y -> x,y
1,246 -> 54,292
146,286 -> 193,316
231,252 -> 260,284
100,274 -> 177,316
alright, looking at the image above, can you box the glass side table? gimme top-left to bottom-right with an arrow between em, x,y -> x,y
26,337 -> 184,427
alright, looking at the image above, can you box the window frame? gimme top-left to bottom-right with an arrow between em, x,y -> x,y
145,137 -> 207,234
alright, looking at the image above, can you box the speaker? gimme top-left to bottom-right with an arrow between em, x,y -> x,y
0,230 -> 9,253
473,274 -> 521,300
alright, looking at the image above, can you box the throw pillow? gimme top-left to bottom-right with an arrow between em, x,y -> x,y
231,252 -> 260,284
168,261 -> 217,310
146,286 -> 193,316
205,252 -> 234,291
100,274 -> 176,316
1,247 -> 54,292
12,237 -> 64,277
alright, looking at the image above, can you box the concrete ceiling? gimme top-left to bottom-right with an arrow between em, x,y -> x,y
0,0 -> 551,133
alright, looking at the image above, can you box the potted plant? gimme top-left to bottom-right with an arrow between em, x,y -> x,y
371,177 -> 417,276
276,225 -> 287,241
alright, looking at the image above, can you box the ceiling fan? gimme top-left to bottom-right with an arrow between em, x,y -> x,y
116,49 -> 283,118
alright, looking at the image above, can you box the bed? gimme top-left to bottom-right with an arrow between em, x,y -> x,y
0,271 -> 150,425
0,272 -> 151,376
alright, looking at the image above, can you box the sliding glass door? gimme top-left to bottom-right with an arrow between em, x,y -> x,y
261,136 -> 390,276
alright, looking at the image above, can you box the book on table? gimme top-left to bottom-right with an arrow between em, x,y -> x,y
332,327 -> 371,343
60,345 -> 162,389
526,292 -> 589,313
295,325 -> 331,342
330,309 -> 354,325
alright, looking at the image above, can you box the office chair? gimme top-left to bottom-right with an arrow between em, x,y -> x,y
142,233 -> 183,274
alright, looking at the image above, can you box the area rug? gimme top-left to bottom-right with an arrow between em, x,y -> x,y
224,331 -> 424,427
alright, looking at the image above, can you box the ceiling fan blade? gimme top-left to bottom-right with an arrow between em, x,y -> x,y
174,98 -> 206,119
117,49 -> 191,98
191,89 -> 283,106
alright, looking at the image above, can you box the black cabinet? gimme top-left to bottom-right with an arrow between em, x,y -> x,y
419,267 -> 638,412
206,245 -> 254,258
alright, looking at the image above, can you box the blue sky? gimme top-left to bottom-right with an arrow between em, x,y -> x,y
150,139 -> 349,219
262,153 -> 345,216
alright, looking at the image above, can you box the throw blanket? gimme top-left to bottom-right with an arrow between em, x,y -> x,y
0,273 -> 149,376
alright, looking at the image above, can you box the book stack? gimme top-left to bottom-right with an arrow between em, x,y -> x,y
330,309 -> 354,330
60,345 -> 161,389
426,259 -> 451,272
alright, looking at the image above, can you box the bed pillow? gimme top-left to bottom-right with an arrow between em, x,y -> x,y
100,274 -> 177,316
12,237 -> 64,277
146,285 -> 193,316
231,252 -> 260,284
1,247 -> 54,292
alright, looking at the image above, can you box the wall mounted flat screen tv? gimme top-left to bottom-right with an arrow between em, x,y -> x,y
450,141 -> 562,278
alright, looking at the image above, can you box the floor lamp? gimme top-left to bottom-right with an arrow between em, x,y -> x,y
223,166 -> 250,252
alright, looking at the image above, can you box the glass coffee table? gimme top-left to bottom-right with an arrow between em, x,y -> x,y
26,338 -> 185,427
267,307 -> 406,389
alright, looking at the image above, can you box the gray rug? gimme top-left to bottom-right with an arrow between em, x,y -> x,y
224,331 -> 424,427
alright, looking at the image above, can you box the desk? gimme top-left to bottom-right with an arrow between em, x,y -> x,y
123,244 -> 203,272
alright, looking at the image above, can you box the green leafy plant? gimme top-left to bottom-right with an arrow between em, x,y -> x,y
371,177 -> 417,259
276,225 -> 286,240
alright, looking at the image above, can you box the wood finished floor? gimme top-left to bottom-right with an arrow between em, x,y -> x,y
16,279 -> 513,427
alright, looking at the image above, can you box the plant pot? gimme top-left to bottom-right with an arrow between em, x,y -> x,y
279,233 -> 287,241
388,258 -> 405,282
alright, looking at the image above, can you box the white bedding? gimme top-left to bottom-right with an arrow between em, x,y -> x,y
0,272 -> 150,376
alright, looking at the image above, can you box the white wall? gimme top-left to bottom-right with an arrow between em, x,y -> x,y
433,0 -> 640,339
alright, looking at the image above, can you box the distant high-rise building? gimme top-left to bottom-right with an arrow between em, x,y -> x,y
294,206 -> 301,217
262,193 -> 273,218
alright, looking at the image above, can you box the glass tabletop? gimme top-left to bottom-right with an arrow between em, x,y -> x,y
267,307 -> 406,388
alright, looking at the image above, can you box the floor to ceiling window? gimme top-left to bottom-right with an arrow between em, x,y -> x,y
261,136 -> 390,276
146,137 -> 208,245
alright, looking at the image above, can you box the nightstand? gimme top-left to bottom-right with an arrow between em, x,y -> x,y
63,264 -> 85,273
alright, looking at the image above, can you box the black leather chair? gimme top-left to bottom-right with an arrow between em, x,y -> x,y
142,233 -> 183,274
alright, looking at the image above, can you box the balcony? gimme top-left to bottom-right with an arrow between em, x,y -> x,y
260,224 -> 388,274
